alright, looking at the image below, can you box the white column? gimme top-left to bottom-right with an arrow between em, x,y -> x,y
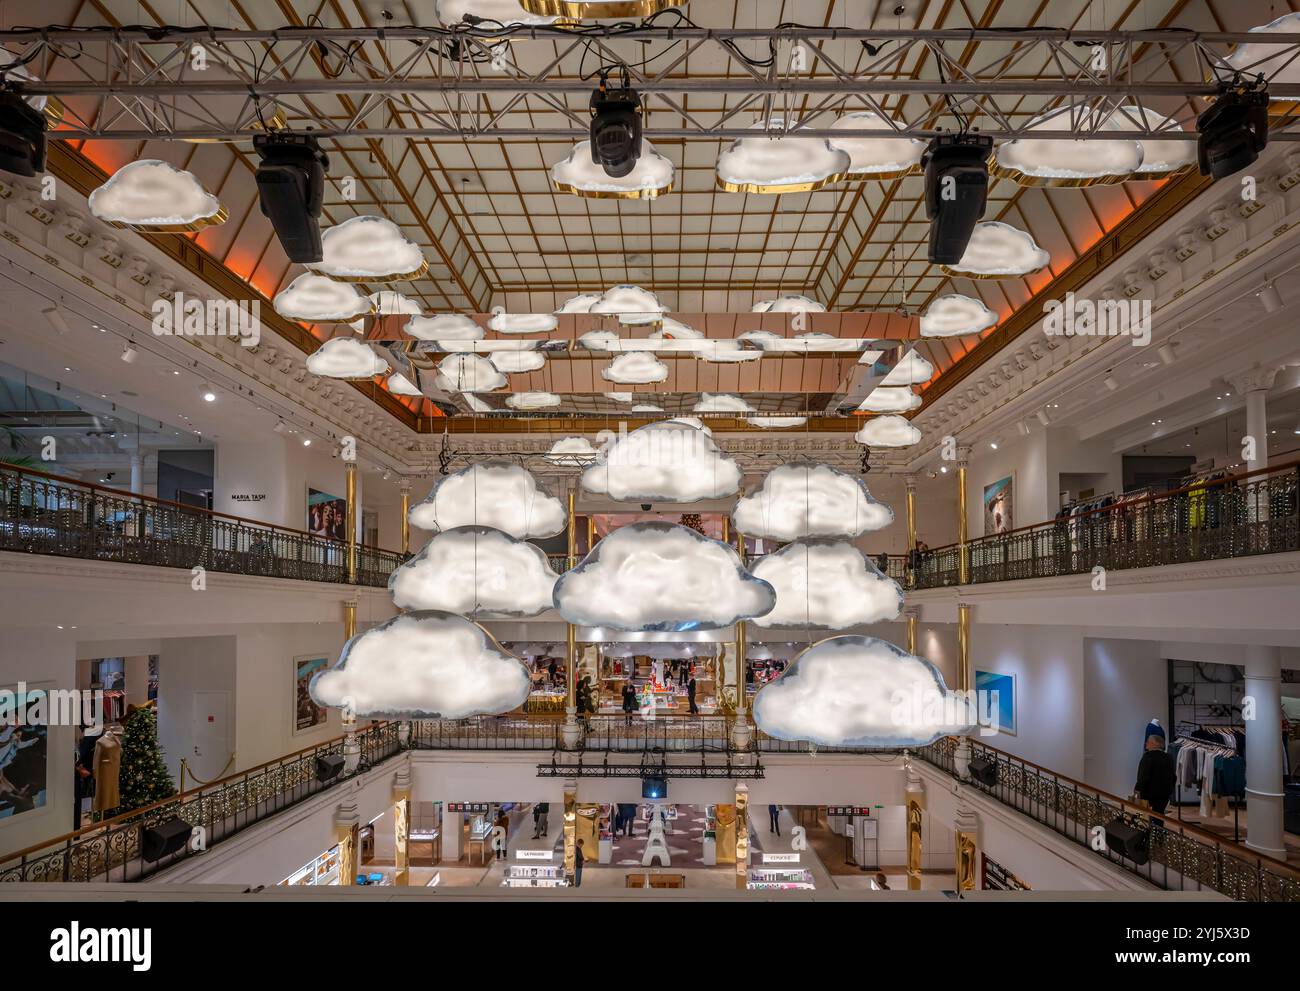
1244,388 -> 1269,472
123,654 -> 151,708
129,454 -> 143,495
1244,644 -> 1286,859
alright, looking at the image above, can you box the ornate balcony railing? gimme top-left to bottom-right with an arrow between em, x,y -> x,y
0,722 -> 399,884
910,459 -> 1300,589
940,737 -> 1300,903
0,463 -> 403,586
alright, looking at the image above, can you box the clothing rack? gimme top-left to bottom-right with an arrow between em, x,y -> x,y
1171,724 -> 1245,841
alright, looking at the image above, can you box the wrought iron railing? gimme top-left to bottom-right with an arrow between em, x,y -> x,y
911,459 -> 1300,589
0,722 -> 400,883
937,737 -> 1300,902
0,463 -> 403,586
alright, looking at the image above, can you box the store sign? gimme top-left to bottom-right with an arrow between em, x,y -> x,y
827,806 -> 872,816
516,849 -> 553,860
230,493 -> 267,503
763,853 -> 800,864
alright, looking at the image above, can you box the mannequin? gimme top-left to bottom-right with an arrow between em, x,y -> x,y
1145,717 -> 1166,750
92,721 -> 124,816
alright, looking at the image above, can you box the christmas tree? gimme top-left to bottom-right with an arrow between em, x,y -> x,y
118,706 -> 177,811
678,513 -> 707,535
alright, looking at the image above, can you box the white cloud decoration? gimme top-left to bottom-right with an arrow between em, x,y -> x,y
650,317 -> 704,340
490,350 -> 546,373
553,522 -> 775,631
858,386 -> 922,413
753,636 -> 977,748
881,349 -> 935,386
752,294 -> 826,314
632,403 -> 665,413
1226,12 -> 1300,99
750,540 -> 903,629
1111,105 -> 1198,177
602,352 -> 669,384
921,293 -> 998,338
716,121 -> 850,194
409,461 -> 566,538
434,353 -> 508,392
389,526 -> 559,617
579,330 -> 622,352
310,611 -> 531,719
304,338 -> 389,378
581,420 -> 741,501
993,103 -> 1142,186
88,160 -> 226,231
488,311 -> 559,334
311,215 -> 428,282
556,293 -> 601,314
370,290 -> 423,316
405,313 -> 483,347
697,340 -> 763,363
733,462 -> 893,540
506,390 -> 562,410
274,274 -> 373,322
694,393 -> 755,413
603,391 -> 635,403
590,285 -> 667,326
386,371 -> 423,396
944,222 -> 1050,279
546,436 -> 599,466
827,111 -> 926,178
855,414 -> 921,448
550,139 -> 674,199
435,0 -> 557,26
740,330 -> 844,352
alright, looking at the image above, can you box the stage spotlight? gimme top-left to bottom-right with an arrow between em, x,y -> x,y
1196,85 -> 1269,181
41,305 -> 70,335
589,78 -> 642,179
120,343 -> 139,364
254,132 -> 329,263
0,90 -> 47,177
922,133 -> 993,265
1257,282 -> 1282,313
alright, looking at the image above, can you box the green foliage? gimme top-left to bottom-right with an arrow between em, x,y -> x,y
117,707 -> 177,811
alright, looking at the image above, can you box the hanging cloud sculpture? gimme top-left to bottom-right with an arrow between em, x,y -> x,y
733,463 -> 893,540
580,420 -> 742,501
409,461 -> 566,538
749,540 -> 903,629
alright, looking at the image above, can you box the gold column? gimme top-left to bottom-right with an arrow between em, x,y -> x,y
906,788 -> 924,891
906,609 -> 918,656
345,460 -> 358,585
394,790 -> 411,887
956,450 -> 969,585
957,602 -> 971,693
955,812 -> 978,892
734,783 -> 750,890
343,599 -> 357,640
722,515 -> 730,547
586,515 -> 595,553
735,530 -> 748,717
399,479 -> 411,555
563,780 -> 577,885
336,821 -> 358,887
905,475 -> 917,589
566,488 -> 577,715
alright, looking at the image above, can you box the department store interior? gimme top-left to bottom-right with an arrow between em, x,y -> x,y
1,0 -> 1299,921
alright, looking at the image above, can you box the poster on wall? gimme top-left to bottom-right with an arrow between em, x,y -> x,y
983,475 -> 1013,535
307,488 -> 347,541
0,685 -> 49,821
974,670 -> 1016,736
293,656 -> 330,735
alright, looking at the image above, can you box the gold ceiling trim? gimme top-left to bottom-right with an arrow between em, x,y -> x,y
844,163 -> 922,182
551,178 -> 674,200
938,261 -> 1049,281
518,0 -> 678,16
716,172 -> 847,195
987,161 -> 1135,188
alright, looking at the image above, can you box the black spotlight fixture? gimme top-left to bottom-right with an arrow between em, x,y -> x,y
254,131 -> 330,263
1103,817 -> 1150,865
922,132 -> 993,266
0,89 -> 48,177
1196,82 -> 1270,181
968,754 -> 998,788
589,72 -> 642,179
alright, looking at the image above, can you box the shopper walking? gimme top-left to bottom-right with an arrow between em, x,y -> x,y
768,803 -> 781,835
573,838 -> 585,888
1134,734 -> 1176,814
493,808 -> 510,860
532,801 -> 550,839
619,803 -> 637,838
621,681 -> 637,728
547,658 -> 558,688
687,676 -> 698,715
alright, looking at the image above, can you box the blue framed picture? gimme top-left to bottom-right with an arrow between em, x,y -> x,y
974,670 -> 1016,736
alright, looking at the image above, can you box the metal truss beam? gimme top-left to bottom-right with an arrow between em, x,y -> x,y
6,25 -> 1299,141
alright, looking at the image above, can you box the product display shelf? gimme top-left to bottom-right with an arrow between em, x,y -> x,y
503,863 -> 567,888
747,866 -> 815,891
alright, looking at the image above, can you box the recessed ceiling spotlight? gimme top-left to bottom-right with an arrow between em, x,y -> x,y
989,441 -> 998,450
940,465 -> 948,474
303,438 -> 312,446
201,383 -> 217,402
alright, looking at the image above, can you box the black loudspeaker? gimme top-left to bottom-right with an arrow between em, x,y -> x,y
254,132 -> 329,263
968,754 -> 998,788
1104,817 -> 1150,865
141,816 -> 192,862
315,753 -> 345,782
922,132 -> 993,264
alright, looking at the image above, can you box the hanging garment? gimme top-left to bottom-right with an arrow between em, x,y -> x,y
92,732 -> 122,813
